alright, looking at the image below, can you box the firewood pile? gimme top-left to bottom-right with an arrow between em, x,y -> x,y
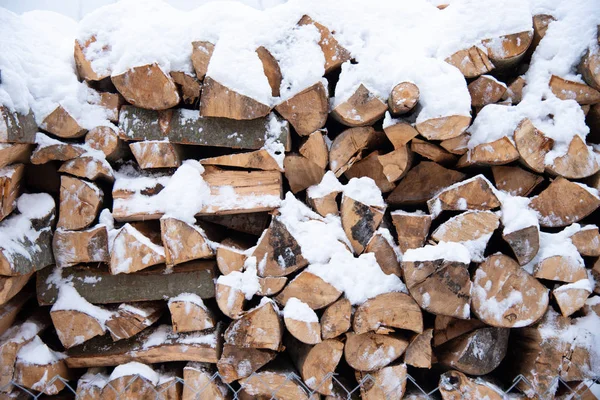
1,0 -> 600,398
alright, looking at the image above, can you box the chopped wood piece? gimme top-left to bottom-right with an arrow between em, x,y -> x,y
439,370 -> 505,400
275,83 -> 328,136
101,366 -> 157,400
550,75 -> 600,105
182,362 -> 227,400
391,211 -> 432,253
41,105 -> 86,139
532,14 -> 555,49
341,195 -> 385,254
0,274 -> 32,305
411,138 -> 457,165
105,302 -> 163,341
110,223 -> 165,274
357,363 -> 408,400
171,71 -> 201,104
554,282 -> 592,317
200,76 -> 271,120
307,191 -> 339,217
258,276 -> 287,296
51,307 -> 109,349
503,225 -> 540,266
160,217 -> 213,267
98,92 -> 124,123
482,31 -> 533,69
0,107 -> 37,144
74,37 -> 109,81
405,329 -> 433,369
514,118 -> 554,173
502,76 -> 526,104
344,151 -> 396,193
344,332 -> 409,372
85,125 -> 126,162
217,344 -> 276,383
468,75 -> 507,107
14,338 -> 70,395
387,162 -> 466,205
0,290 -> 31,337
112,63 -> 180,110
224,300 -> 283,351
445,46 -> 494,78
216,283 -> 246,319
530,177 -> 600,227
403,258 -> 472,319
53,226 -> 109,268
287,337 -> 344,395
580,50 -> 600,90
169,296 -> 215,333
30,138 -> 86,165
253,217 -> 307,277
37,262 -> 216,305
457,137 -> 519,168
388,82 -> 419,116
0,164 -> 24,221
284,314 -> 321,345
191,41 -> 215,80
438,327 -> 509,375
383,121 -> 419,149
571,226 -> 600,256
415,115 -> 471,141
440,133 -> 470,155
329,126 -> 379,177
321,298 -> 351,340
427,175 -> 500,216
534,254 -> 587,283
216,238 -> 249,275
353,292 -> 423,334
256,46 -> 282,97
284,154 -> 325,193
57,176 -> 102,230
433,315 -> 486,347
298,15 -> 351,73
299,130 -> 328,169
130,140 -> 183,169
76,368 -> 109,399
547,135 -> 600,179
332,84 -> 387,127
240,365 -> 318,400
492,165 -> 543,196
201,149 -> 282,171
276,271 -> 342,310
59,156 -> 114,182
378,146 -> 412,182
66,324 -> 222,367
0,144 -> 32,168
472,254 -> 549,327
365,232 -> 402,276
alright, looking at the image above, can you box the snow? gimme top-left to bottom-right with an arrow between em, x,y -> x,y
0,320 -> 43,345
523,224 -> 585,274
16,336 -> 65,366
283,297 -> 318,322
216,256 -> 260,300
51,284 -> 114,330
374,227 -> 403,261
78,368 -> 109,390
496,191 -> 539,234
343,177 -> 385,208
403,241 -> 471,264
109,362 -> 159,385
141,324 -> 218,349
111,223 -> 165,274
264,114 -> 287,169
554,278 -> 593,293
306,171 -> 344,199
169,292 -> 207,308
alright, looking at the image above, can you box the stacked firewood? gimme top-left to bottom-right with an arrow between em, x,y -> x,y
1,8 -> 600,400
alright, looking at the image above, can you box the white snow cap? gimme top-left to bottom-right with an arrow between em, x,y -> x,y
109,362 -> 159,385
283,297 -> 318,322
403,242 -> 471,264
16,336 -> 66,366
51,284 -> 114,331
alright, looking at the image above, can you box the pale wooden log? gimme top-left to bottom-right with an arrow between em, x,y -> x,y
534,254 -> 587,283
404,329 -> 433,369
0,164 -> 24,221
224,300 -> 283,351
579,49 -> 600,90
503,225 -> 540,266
253,217 -> 307,277
284,316 -> 321,345
215,283 -> 246,319
160,217 -> 213,267
383,121 -> 419,149
76,368 -> 109,400
491,165 -> 543,196
341,195 -> 385,254
66,324 -> 222,367
298,15 -> 351,73
0,290 -> 31,337
571,226 -> 600,256
258,276 -> 287,296
411,138 -> 456,165
403,257 -> 472,319
171,71 -> 202,104
332,84 -> 387,127
59,156 -> 114,182
415,115 -> 471,141
440,133 -> 470,155
0,144 -> 32,168
201,149 -> 282,171
169,297 -> 215,333
285,154 -> 325,193
299,130 -> 328,169
156,371 -> 183,400
57,176 -> 102,230
100,365 -> 157,400
129,140 -> 183,169
275,82 -> 328,136
387,162 -> 466,205
344,151 -> 396,193
191,41 -> 215,80
468,75 -> 507,107
98,92 -> 124,123
456,137 -> 519,168
391,211 -> 432,253
0,107 -> 37,144
200,76 -> 271,120
427,175 -> 500,216
50,308 -> 108,349
41,105 -> 86,138
183,362 -> 229,400
30,138 -> 86,165
439,370 -> 505,400
378,146 -> 412,183
240,366 -> 318,400
217,344 -> 277,383
532,14 -> 555,50
307,191 -> 339,217
74,36 -> 109,81
14,337 -> 70,395
110,223 -> 165,274
482,31 -> 533,69
437,327 -> 509,375
445,46 -> 494,78
546,135 -> 600,179
0,274 -> 32,305
433,315 -> 486,347
321,297 -> 351,340
112,63 -> 180,110
85,125 -> 127,162
502,76 -> 526,104
514,118 -> 554,173
365,232 -> 402,276
550,75 -> 600,105
216,238 -> 249,275
357,363 -> 408,400
388,82 -> 419,116
53,226 -> 109,268
255,46 -> 282,98
329,126 -> 380,177
353,292 -> 423,334
344,332 -> 409,372
276,271 -> 342,310
530,177 -> 600,228
554,281 -> 592,317
472,254 -> 549,327
105,302 -> 163,341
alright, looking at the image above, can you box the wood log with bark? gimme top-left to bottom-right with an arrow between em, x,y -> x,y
112,64 -> 180,110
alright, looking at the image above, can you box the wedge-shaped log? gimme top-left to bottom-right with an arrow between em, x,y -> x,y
110,223 -> 165,274
341,196 -> 385,254
329,127 -> 380,177
51,307 -> 111,349
503,224 -> 540,266
571,226 -> 600,256
200,76 -> 271,120
105,301 -> 163,341
383,121 -> 419,149
74,36 -> 110,81
550,75 -> 600,105
514,118 -> 554,173
415,115 -> 471,141
191,41 -> 214,80
427,175 -> 500,217
357,363 -> 408,400
112,63 -> 180,110
532,14 -> 555,49
307,191 -> 339,217
58,176 -> 102,230
41,105 -> 86,138
284,298 -> 321,345
0,143 -> 32,168
405,329 -> 433,369
411,138 -> 456,165
217,344 -> 276,383
298,15 -> 351,73
445,46 -> 494,78
345,332 -> 409,372
100,362 -> 159,400
482,31 -> 533,69
439,370 -> 505,400
285,154 -> 325,193
332,84 -> 387,127
344,151 -> 396,193
275,82 -> 328,136
439,134 -> 469,155
85,125 -> 127,161
201,149 -> 282,171
0,290 -> 31,337
553,280 -> 592,317
546,135 -> 600,179
580,49 -> 600,90
171,71 -> 202,104
389,82 -> 419,116
253,218 -> 307,277
353,292 -> 423,334
160,217 -> 213,267
183,362 -> 228,400
502,76 -> 526,104
215,282 -> 246,319
0,107 -> 37,144
240,364 -> 318,400
30,134 -> 86,165
256,46 -> 282,97
391,211 -> 432,253
321,298 -> 351,340
0,274 -> 32,305
130,140 -> 183,169
0,164 -> 24,221
216,238 -> 249,275
365,231 -> 402,276
378,146 -> 412,183
433,315 -> 486,347
533,254 -> 587,283
299,130 -> 328,169
258,276 -> 287,296
224,300 -> 283,351
59,156 -> 114,182
457,137 -> 519,168
491,165 -> 543,196
98,92 -> 124,123
468,75 -> 507,107
14,336 -> 70,395
75,368 -> 109,399
53,226 -> 109,268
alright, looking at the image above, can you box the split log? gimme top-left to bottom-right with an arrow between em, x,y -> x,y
171,71 -> 202,104
200,76 -> 271,120
532,14 -> 555,49
579,50 -> 600,90
74,36 -> 109,81
321,298 -> 351,340
85,125 -> 127,162
110,223 -> 165,274
0,290 -> 31,337
299,130 -> 329,169
344,151 -> 396,193
329,126 -> 380,177
156,371 -> 183,400
388,82 -> 419,116
341,195 -> 385,254
98,92 -> 124,123
427,175 -> 500,217
390,211 -> 432,253
433,315 -> 486,347
0,107 -> 37,144
404,329 -> 433,369
482,31 -> 533,69
253,217 -> 307,277
191,41 -> 215,80
53,226 -> 109,268
357,363 -> 408,400
217,344 -> 277,383
472,254 -> 549,327
160,217 -> 213,267
275,82 -> 328,136
353,292 -> 423,334
411,138 -> 456,165
105,302 -> 163,341
491,165 -> 543,196
365,231 -> 402,276
439,370 -> 505,400
37,262 -> 216,305
383,121 -> 419,149
502,76 -> 526,104
57,176 -> 102,230
258,276 -> 288,296
50,308 -> 109,349
0,163 -> 24,221
224,300 -> 283,351
287,337 -> 344,395
298,15 -> 351,73
414,115 -> 471,141
378,146 -> 412,182
130,140 -> 183,169
456,137 -> 519,168
0,274 -> 32,305
14,336 -> 70,395
216,238 -> 249,275
307,191 -> 339,217
546,135 -> 600,179
550,75 -> 600,105
514,118 -> 554,173
440,133 -> 469,155
59,156 -> 114,182
182,362 -> 228,400
533,253 -> 587,283
201,149 -> 282,171
530,177 -> 600,227
41,105 -> 86,139
100,362 -> 158,400
0,144 -> 32,169
571,226 -> 600,256
387,162 -> 466,205
344,332 -> 409,372
468,75 -> 507,107
503,225 -> 540,265
66,324 -> 222,367
276,271 -> 341,310
112,63 -> 180,110
284,154 -> 325,193
332,84 -> 387,127
215,283 -> 246,319
437,327 -> 509,375
30,136 -> 86,165
553,280 -> 592,317
257,46 -> 282,97
76,368 -> 109,400
445,46 -> 494,78
284,299 -> 321,345
169,294 -> 215,333
240,365 -> 318,400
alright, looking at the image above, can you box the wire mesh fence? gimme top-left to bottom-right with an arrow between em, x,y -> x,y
2,371 -> 599,399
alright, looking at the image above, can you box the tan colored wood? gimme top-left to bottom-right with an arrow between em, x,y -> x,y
550,75 -> 600,105
321,298 -> 351,340
532,14 -> 555,50
299,130 -> 328,169
307,191 -> 339,217
41,105 -> 86,138
169,299 -> 215,332
344,332 -> 409,372
353,292 -> 423,334
74,36 -> 109,81
50,309 -> 107,349
224,300 -> 283,351
275,83 -> 328,136
554,283 -> 591,317
440,133 -> 470,155
0,164 -> 24,221
284,154 -> 325,193
431,211 -> 499,259
14,350 -> 70,395
298,15 -> 351,73
255,46 -> 282,97
112,63 -> 180,110
98,92 -> 124,123
156,372 -> 183,400
217,344 -> 277,383
580,50 -> 600,90
216,283 -> 246,319
329,126 -> 379,177
53,226 -> 109,268
201,149 -> 282,171
457,137 -> 519,168
253,217 -> 307,277
130,140 -> 183,169
534,255 -> 587,283
57,176 -> 102,230
0,290 -> 31,337
110,223 -> 165,274
492,165 -> 543,196
503,225 -> 540,266
200,76 -> 271,120
332,84 -> 387,127
287,337 -> 344,395
183,362 -> 229,400
160,217 -> 213,267
391,211 -> 432,253
378,146 -> 412,182
482,31 -> 533,69
59,156 -> 114,182
257,276 -> 287,296
445,46 -> 494,78
0,274 -> 32,305
547,135 -> 600,179
191,41 -> 215,80
439,370 -> 505,400
530,177 -> 600,227
383,121 -> 419,149
405,329 -> 433,369
276,270 -> 341,310
344,151 -> 396,193
341,195 -> 385,254
76,368 -> 109,400
105,302 -> 163,341
411,138 -> 456,165
285,317 -> 321,345
468,75 -> 507,107
85,125 -> 126,162
216,238 -> 249,275
365,232 -> 401,276
414,115 -> 471,141
240,367 -> 318,400
427,175 -> 500,216
388,82 -> 419,115
433,315 -> 486,347
30,139 -> 86,165
571,227 -> 600,256
171,71 -> 201,104
0,107 -> 37,144
357,363 -> 407,400
101,371 -> 156,400
502,76 -> 526,104
0,144 -> 32,169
